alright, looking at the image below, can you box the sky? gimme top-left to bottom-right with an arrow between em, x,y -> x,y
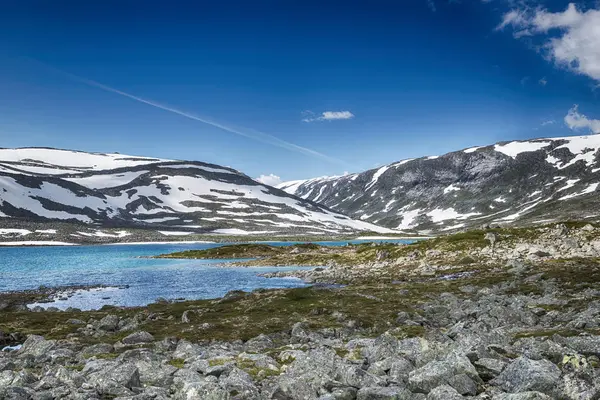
1,0 -> 600,184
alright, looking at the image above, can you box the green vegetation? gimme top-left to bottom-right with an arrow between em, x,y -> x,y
3,224 -> 600,346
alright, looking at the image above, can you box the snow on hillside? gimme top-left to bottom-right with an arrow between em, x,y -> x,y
279,134 -> 600,232
0,148 -> 394,235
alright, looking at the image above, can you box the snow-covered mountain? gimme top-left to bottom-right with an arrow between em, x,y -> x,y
278,134 -> 600,233
0,148 -> 393,235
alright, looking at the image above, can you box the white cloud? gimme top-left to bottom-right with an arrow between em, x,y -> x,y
427,0 -> 436,12
255,174 -> 282,186
302,110 -> 355,122
539,77 -> 548,86
497,3 -> 600,82
564,105 -> 600,133
520,76 -> 530,86
541,119 -> 555,126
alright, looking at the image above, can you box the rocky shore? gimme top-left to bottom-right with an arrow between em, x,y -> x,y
1,223 -> 600,399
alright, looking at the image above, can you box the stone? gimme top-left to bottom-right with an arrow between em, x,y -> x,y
17,335 -> 56,360
447,373 -> 477,396
474,358 -> 506,381
408,351 -> 481,393
388,357 -> 414,384
426,384 -> 463,400
82,343 -> 114,357
492,392 -> 552,399
485,232 -> 498,247
356,386 -> 415,400
244,334 -> 274,353
366,333 -> 399,363
492,356 -> 560,395
219,367 -> 260,399
87,362 -> 141,396
560,336 -> 600,357
97,314 -> 120,331
181,310 -> 193,324
122,331 -> 155,345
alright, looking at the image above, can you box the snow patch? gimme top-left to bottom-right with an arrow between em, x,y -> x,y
494,141 -> 551,158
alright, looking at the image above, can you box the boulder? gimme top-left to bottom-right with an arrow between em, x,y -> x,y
122,331 -> 155,345
474,358 -> 506,381
426,384 -> 463,400
492,392 -> 552,399
492,356 -> 560,395
356,386 -> 415,400
366,333 -> 399,363
97,314 -> 120,331
17,335 -> 56,360
408,351 -> 481,393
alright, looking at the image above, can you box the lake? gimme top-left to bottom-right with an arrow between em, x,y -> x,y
0,239 -> 412,310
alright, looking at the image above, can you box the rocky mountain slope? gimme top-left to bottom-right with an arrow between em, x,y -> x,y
0,148 -> 391,238
279,134 -> 600,233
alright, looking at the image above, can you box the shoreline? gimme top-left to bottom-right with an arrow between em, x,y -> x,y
0,236 -> 432,248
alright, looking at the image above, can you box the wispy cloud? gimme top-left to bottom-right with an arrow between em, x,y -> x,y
427,0 -> 436,12
565,105 -> 600,133
541,119 -> 555,126
302,110 -> 355,122
497,3 -> 600,82
520,76 -> 530,86
255,174 -> 282,186
539,77 -> 548,86
57,71 -> 347,166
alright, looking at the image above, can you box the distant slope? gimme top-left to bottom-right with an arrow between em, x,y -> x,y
0,148 -> 393,236
278,135 -> 600,233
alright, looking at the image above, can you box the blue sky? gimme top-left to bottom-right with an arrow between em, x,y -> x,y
1,0 -> 599,183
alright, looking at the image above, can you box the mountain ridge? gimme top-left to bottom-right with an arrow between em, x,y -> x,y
0,148 -> 394,238
278,134 -> 600,233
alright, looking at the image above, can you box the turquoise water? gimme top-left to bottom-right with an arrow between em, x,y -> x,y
0,239 -> 412,310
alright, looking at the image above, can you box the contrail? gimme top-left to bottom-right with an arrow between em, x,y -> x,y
62,72 -> 347,166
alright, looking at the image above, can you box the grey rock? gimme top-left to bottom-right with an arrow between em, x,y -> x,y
82,343 -> 114,357
491,392 -> 552,400
408,351 -> 481,393
17,335 -> 56,360
447,373 -> 477,396
219,367 -> 260,399
122,331 -> 155,345
560,335 -> 600,357
87,362 -> 141,396
356,386 -> 415,400
387,357 -> 414,384
426,384 -> 463,400
492,356 -> 560,395
366,333 -> 399,363
98,314 -> 120,331
474,358 -> 506,381
244,334 -> 274,353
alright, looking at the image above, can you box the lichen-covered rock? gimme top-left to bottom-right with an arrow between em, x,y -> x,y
492,357 -> 560,395
97,314 -> 120,331
356,386 -> 415,400
122,331 -> 155,345
408,351 -> 481,393
426,384 -> 463,400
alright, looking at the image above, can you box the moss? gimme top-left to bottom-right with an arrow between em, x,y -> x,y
390,325 -> 426,339
513,329 -> 583,339
169,358 -> 185,368
92,353 -> 119,360
208,357 -> 234,367
334,348 -> 349,358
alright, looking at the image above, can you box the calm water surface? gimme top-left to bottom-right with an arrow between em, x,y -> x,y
0,239 -> 412,310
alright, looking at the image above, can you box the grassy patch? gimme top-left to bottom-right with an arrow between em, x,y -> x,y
169,358 -> 185,368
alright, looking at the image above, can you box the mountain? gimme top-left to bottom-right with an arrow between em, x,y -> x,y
0,148 -> 393,239
278,134 -> 600,233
